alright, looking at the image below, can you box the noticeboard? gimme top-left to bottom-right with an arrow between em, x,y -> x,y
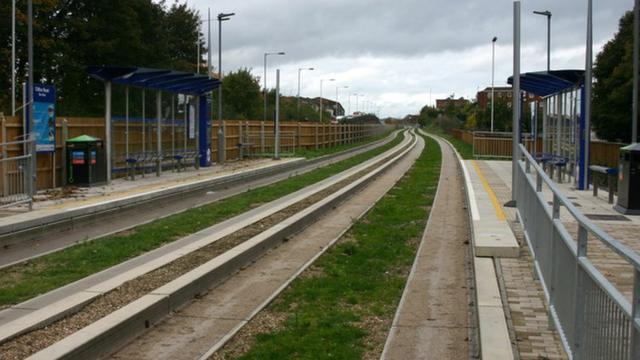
32,84 -> 56,153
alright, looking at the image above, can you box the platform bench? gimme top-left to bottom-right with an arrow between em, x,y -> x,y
589,165 -> 619,204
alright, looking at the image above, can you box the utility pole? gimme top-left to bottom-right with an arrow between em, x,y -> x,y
11,0 -> 16,116
510,1 -> 521,205
207,8 -> 212,78
633,0 -> 639,143
218,12 -> 234,164
534,10 -> 552,72
491,36 -> 497,132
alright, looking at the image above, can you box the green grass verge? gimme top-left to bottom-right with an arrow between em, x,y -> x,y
0,132 -> 404,307
231,134 -> 442,360
423,125 -> 472,159
294,131 -> 392,159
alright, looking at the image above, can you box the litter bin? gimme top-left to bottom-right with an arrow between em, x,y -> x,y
66,135 -> 106,186
614,143 -> 640,215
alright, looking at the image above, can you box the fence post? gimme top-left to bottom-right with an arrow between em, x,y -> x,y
238,121 -> 243,160
297,122 -> 302,151
315,123 -> 319,150
29,133 -> 36,210
1,116 -> 7,197
572,224 -> 589,358
631,270 -> 640,359
222,121 -> 227,163
260,120 -> 265,154
62,119 -> 68,186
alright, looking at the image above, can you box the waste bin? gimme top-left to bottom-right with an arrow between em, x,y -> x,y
615,143 -> 640,215
66,135 -> 106,186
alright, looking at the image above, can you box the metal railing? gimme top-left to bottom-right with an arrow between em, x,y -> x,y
515,143 -> 640,359
0,136 -> 35,210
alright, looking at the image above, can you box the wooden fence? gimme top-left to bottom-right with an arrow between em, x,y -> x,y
451,129 -> 623,168
0,115 -> 386,190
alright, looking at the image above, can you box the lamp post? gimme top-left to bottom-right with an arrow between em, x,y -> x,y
319,78 -> 335,123
11,0 -> 16,115
491,36 -> 498,132
297,67 -> 314,120
217,12 -> 234,165
336,85 -> 348,117
207,8 -> 212,78
263,52 -> 285,121
533,10 -> 552,72
349,93 -> 357,115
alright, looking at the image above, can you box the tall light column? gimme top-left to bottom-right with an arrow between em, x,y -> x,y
633,0 -> 639,143
491,36 -> 497,132
263,52 -> 285,121
319,78 -> 335,123
336,85 -> 348,117
11,0 -> 16,115
583,0 -> 593,192
218,12 -> 235,165
511,1 -> 521,204
297,67 -> 314,120
207,8 -> 212,78
534,10 -> 552,72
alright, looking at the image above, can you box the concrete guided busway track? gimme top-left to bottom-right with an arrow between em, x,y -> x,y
0,130 -> 416,360
0,131 -> 397,268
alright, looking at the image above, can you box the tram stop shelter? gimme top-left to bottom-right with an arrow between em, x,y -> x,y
508,70 -> 590,190
87,66 -> 221,183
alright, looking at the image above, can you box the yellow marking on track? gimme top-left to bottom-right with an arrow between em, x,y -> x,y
471,160 -> 506,221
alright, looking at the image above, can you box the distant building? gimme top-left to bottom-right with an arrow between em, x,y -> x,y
476,86 -> 541,110
301,97 -> 345,118
435,97 -> 470,110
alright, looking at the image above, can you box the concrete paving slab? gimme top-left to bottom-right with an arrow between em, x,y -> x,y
465,160 -> 519,258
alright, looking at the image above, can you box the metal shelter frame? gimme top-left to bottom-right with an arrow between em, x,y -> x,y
87,66 -> 221,183
508,70 -> 588,190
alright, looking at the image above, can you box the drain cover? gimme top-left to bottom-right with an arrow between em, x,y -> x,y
585,214 -> 631,222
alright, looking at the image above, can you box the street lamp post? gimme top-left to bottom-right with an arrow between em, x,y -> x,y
491,36 -> 498,132
217,12 -> 235,165
11,0 -> 16,115
319,78 -> 335,123
533,10 -> 552,72
336,86 -> 348,117
297,67 -> 314,120
207,8 -> 212,78
263,52 -> 285,121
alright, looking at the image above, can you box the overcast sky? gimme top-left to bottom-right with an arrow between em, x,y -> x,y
185,0 -> 631,118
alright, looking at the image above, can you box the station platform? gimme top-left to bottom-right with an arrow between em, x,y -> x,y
463,159 -> 640,360
0,157 -> 302,249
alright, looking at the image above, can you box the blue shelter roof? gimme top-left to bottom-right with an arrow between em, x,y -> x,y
507,70 -> 584,97
86,66 -> 221,96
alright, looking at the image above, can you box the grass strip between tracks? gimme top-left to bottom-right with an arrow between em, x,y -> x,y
424,125 -> 472,159
295,131 -> 392,159
218,134 -> 442,360
0,132 -> 404,308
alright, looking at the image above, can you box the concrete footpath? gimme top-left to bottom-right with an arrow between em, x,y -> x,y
382,135 -> 471,359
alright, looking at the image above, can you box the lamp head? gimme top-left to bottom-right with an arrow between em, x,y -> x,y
492,36 -> 498,42
533,10 -> 551,17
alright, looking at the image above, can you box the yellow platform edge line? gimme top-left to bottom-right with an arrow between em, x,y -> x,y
471,160 -> 506,221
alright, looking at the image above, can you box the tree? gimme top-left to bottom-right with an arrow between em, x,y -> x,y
214,68 -> 262,119
593,11 -> 633,143
0,0 -> 202,116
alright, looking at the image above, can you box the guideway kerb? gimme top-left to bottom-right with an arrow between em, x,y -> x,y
25,131 -> 418,360
0,130 -> 416,358
0,129 -> 395,253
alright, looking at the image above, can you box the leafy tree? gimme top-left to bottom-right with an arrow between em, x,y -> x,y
0,0 -> 203,116
593,10 -> 633,143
